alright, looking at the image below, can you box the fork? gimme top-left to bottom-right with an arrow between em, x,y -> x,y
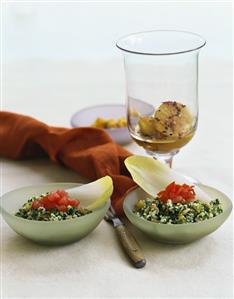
105,206 -> 146,268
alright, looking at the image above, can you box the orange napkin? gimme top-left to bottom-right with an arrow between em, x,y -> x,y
0,111 -> 136,215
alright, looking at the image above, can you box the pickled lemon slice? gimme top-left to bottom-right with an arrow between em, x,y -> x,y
154,101 -> 193,137
138,116 -> 158,137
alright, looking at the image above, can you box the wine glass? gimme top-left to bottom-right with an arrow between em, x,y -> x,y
116,30 -> 206,167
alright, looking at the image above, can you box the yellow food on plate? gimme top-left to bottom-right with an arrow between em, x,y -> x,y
91,117 -> 127,129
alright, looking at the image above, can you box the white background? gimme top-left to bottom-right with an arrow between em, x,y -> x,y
2,2 -> 232,125
1,2 -> 233,299
3,2 -> 233,61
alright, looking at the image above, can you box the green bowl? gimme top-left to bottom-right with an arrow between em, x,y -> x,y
123,184 -> 232,244
0,182 -> 110,245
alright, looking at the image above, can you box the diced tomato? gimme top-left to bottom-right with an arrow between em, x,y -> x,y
68,199 -> 79,207
56,190 -> 68,198
157,182 -> 196,203
58,197 -> 69,206
31,189 -> 79,212
57,205 -> 67,212
50,192 -> 60,201
42,195 -> 52,204
43,201 -> 56,210
32,200 -> 43,209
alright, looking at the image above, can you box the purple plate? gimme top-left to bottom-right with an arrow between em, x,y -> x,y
70,104 -> 132,145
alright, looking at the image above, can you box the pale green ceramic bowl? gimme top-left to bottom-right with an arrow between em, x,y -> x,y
0,183 -> 110,245
123,184 -> 232,244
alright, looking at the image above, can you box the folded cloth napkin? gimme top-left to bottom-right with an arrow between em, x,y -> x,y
0,111 -> 136,215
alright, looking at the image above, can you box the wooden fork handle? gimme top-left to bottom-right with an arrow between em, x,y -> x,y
116,225 -> 146,268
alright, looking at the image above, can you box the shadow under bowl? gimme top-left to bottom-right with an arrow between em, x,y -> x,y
70,104 -> 132,145
0,182 -> 110,245
123,184 -> 232,244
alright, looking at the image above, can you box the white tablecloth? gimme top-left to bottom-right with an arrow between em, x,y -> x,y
1,59 -> 233,298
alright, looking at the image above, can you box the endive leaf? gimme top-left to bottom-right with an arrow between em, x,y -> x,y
66,176 -> 113,210
125,156 -> 211,202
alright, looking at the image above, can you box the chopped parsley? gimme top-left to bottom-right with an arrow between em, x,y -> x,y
15,195 -> 92,221
134,198 -> 223,224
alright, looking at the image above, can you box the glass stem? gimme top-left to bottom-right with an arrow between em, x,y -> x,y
148,150 -> 179,168
163,155 -> 173,168
153,155 -> 173,168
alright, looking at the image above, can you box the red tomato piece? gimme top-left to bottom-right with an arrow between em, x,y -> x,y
56,190 -> 68,198
36,190 -> 79,211
58,197 -> 68,206
157,182 -> 196,203
42,195 -> 52,204
32,200 -> 42,209
47,194 -> 55,202
50,192 -> 60,201
68,199 -> 79,207
57,205 -> 67,212
43,201 -> 56,210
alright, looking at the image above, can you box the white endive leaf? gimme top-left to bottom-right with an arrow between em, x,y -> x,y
66,176 -> 113,210
125,156 -> 211,202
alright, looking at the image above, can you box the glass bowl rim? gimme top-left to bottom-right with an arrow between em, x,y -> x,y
116,29 -> 206,56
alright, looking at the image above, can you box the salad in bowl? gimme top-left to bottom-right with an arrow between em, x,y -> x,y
123,156 -> 232,243
0,176 -> 113,245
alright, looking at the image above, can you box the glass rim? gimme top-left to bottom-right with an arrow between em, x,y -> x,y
116,30 -> 206,56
